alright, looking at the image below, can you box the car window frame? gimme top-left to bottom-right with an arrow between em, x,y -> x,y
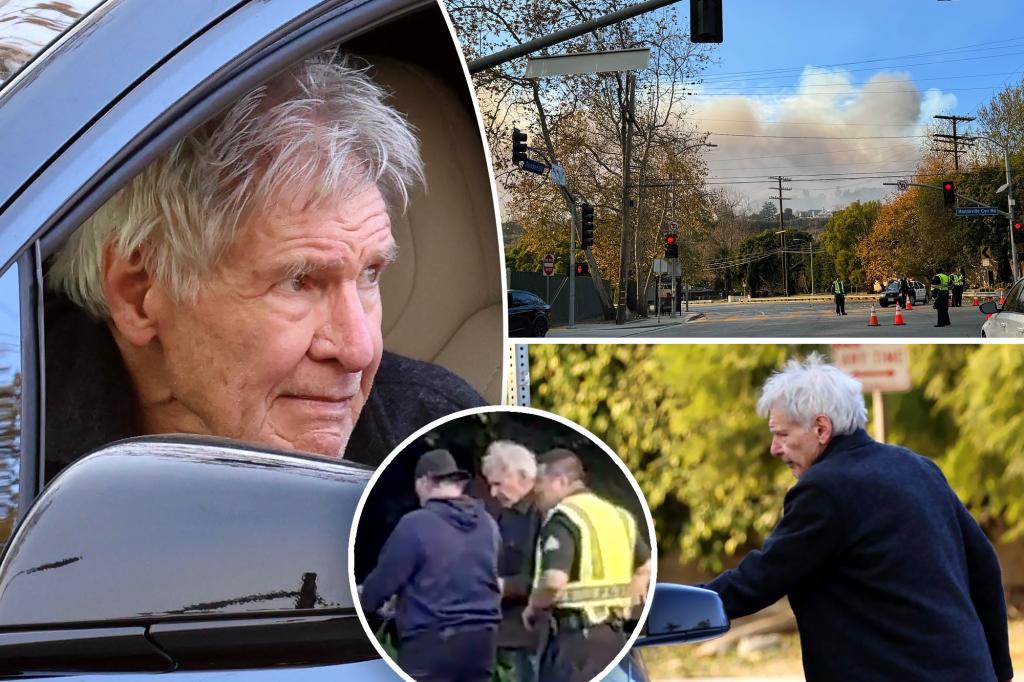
0,0 -> 436,509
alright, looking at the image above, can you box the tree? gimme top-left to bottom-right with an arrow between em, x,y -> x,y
759,201 -> 778,222
447,0 -> 717,317
819,200 -> 879,290
977,77 -> 1024,157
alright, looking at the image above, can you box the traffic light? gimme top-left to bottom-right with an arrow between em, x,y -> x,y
575,262 -> 589,276
580,203 -> 595,249
690,0 -> 723,43
942,181 -> 955,207
664,233 -> 679,259
512,128 -> 528,165
1016,221 -> 1022,231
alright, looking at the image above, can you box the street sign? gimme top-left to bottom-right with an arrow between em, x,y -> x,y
896,179 -> 908,191
832,345 -> 912,393
549,164 -> 566,187
955,206 -> 1001,217
521,158 -> 546,175
981,246 -> 993,260
669,221 -> 679,232
542,253 -> 555,276
525,48 -> 651,78
653,258 -> 669,275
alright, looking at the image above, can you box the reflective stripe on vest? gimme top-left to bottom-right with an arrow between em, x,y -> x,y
533,491 -> 636,625
833,279 -> 844,294
952,273 -> 964,286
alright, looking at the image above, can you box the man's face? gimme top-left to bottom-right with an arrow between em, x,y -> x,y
768,409 -> 829,479
485,467 -> 534,508
143,182 -> 394,458
533,470 -> 566,512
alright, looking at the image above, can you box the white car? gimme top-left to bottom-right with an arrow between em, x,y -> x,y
980,279 -> 1024,337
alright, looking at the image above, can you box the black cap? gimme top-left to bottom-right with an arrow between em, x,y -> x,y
414,449 -> 470,481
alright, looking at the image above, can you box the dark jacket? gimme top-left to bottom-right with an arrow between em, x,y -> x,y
494,493 -> 542,649
360,497 -> 501,640
708,429 -> 1012,682
44,296 -> 486,479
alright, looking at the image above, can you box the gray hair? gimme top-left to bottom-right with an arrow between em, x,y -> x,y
756,353 -> 868,435
49,49 -> 424,318
481,441 -> 537,480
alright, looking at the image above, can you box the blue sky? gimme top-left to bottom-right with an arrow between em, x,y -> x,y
677,0 -> 1024,210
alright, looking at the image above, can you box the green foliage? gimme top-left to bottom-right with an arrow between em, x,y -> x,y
529,344 -> 1024,571
820,201 -> 880,289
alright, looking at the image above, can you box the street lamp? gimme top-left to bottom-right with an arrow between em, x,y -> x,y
969,134 -> 1019,282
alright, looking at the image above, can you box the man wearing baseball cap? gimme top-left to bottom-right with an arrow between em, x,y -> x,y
361,449 -> 502,682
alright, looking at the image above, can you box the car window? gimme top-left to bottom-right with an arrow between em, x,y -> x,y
0,1 -> 101,85
1005,279 -> 1024,314
0,263 -> 20,547
510,292 -> 527,306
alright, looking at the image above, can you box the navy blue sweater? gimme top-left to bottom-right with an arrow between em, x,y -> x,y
360,496 -> 501,640
709,429 -> 1013,682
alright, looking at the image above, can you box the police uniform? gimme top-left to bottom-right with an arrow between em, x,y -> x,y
832,278 -> 847,315
932,272 -> 951,327
533,490 -> 650,682
951,272 -> 965,307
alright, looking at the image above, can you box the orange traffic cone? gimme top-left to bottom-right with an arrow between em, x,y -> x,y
893,304 -> 906,326
905,295 -> 913,310
999,288 -> 1005,306
868,305 -> 879,327
972,294 -> 980,306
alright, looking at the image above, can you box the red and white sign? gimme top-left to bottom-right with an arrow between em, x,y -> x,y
542,253 -> 555,276
831,344 -> 912,393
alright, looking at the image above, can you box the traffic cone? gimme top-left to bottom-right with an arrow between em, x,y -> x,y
999,288 -> 1005,306
905,295 -> 913,310
972,294 -> 980,306
868,305 -> 879,327
893,304 -> 906,326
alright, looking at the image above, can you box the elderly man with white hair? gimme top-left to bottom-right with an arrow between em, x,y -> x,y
481,441 -> 543,682
705,354 -> 1013,682
43,50 -> 484,479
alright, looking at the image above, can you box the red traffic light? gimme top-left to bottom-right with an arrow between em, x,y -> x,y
1016,222 -> 1022,231
943,182 -> 953,191
665,234 -> 678,245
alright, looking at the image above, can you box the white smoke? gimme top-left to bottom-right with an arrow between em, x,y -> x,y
688,67 -> 958,212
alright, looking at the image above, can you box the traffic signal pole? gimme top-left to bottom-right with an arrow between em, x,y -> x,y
569,203 -> 577,329
1002,145 -> 1019,281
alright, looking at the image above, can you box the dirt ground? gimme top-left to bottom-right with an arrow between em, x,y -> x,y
645,618 -> 1024,679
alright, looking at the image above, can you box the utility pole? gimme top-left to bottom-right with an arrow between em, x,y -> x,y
616,72 -> 636,324
933,114 -> 975,172
769,176 -> 792,296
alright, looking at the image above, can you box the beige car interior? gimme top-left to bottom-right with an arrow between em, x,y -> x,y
372,57 -> 503,404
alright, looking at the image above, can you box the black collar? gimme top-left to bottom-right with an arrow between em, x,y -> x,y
815,428 -> 874,467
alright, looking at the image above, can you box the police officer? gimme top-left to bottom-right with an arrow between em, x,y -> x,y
361,449 -> 502,682
952,269 -> 965,307
524,449 -> 651,682
932,268 -> 952,327
832,276 -> 847,315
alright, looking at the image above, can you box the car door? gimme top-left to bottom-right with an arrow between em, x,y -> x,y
992,279 -> 1024,337
508,291 -> 529,335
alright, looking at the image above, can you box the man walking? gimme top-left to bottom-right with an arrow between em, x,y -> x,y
526,449 -> 652,682
832,276 -> 847,315
705,355 -> 1013,682
360,449 -> 501,682
932,268 -> 952,327
482,441 -> 543,682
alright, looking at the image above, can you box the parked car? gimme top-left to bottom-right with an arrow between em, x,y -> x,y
878,280 -> 927,307
980,279 -> 1024,337
507,288 -> 551,337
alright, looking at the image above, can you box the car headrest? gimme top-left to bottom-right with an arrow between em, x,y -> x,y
369,57 -> 503,404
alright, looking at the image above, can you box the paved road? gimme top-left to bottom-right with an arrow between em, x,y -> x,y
664,677 -> 803,682
550,300 -> 987,338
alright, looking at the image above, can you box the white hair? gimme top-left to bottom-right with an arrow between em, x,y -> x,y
481,441 -> 537,480
48,50 -> 424,318
756,353 -> 868,435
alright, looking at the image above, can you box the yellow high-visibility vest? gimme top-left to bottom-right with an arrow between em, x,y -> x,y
533,491 -> 637,625
934,273 -> 950,291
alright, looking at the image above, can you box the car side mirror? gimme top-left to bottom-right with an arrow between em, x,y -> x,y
979,300 -> 1000,314
633,583 -> 730,648
0,437 -> 377,675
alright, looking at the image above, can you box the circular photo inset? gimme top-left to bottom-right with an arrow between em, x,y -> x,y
349,406 -> 657,682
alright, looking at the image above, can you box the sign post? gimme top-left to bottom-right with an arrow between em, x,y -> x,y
832,344 -> 912,443
542,254 -> 555,303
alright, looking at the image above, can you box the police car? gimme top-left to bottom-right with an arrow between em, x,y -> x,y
877,280 -> 928,307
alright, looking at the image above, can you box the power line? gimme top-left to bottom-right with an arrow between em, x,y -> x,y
707,132 -> 929,140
